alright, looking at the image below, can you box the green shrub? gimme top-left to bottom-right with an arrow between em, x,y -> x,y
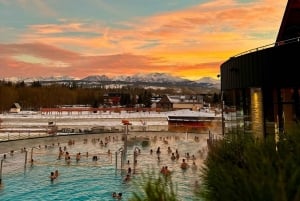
128,169 -> 179,201
127,131 -> 300,201
199,132 -> 300,201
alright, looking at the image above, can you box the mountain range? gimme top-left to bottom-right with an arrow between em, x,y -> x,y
2,73 -> 220,89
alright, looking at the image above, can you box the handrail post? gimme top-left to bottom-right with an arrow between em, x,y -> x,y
120,151 -> 123,169
133,150 -> 136,174
24,151 -> 28,168
124,124 -> 128,159
0,159 -> 3,184
31,147 -> 34,162
115,152 -> 117,170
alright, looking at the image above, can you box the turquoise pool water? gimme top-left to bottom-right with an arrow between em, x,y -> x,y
0,132 -> 207,201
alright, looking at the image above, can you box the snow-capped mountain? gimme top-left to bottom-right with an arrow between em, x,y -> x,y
81,75 -> 110,82
2,76 -> 76,83
1,73 -> 220,89
112,73 -> 189,83
195,77 -> 220,84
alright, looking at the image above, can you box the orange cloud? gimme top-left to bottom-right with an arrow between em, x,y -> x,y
0,0 -> 287,80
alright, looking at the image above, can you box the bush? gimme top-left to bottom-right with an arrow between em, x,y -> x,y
128,169 -> 179,201
127,131 -> 300,201
199,132 -> 300,201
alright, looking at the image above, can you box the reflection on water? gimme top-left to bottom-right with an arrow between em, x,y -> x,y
0,132 -> 208,201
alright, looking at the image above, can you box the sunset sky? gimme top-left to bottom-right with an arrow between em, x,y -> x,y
0,0 -> 286,81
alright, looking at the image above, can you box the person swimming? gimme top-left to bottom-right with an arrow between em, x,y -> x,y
112,192 -> 122,199
180,159 -> 189,169
92,155 -> 98,161
49,172 -> 56,181
124,174 -> 130,182
54,170 -> 59,178
117,192 -> 122,199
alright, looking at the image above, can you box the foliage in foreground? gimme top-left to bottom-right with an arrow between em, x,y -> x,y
128,170 -> 179,201
126,131 -> 300,201
199,131 -> 300,201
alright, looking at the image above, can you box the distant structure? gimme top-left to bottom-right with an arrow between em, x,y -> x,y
103,92 -> 122,106
220,0 -> 300,138
9,103 -> 21,113
156,95 -> 204,111
167,110 -> 222,133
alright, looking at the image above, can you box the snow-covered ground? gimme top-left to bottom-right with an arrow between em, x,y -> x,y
0,109 -> 222,141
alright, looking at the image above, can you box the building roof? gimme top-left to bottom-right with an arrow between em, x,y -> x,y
165,95 -> 202,104
167,109 -> 221,118
276,0 -> 300,41
11,103 -> 21,109
167,95 -> 182,103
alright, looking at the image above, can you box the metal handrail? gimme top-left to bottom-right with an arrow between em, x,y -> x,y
232,36 -> 300,58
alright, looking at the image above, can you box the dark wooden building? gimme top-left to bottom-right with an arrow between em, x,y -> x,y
220,0 -> 300,138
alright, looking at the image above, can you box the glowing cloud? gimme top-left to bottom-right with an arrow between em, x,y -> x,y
0,0 -> 287,80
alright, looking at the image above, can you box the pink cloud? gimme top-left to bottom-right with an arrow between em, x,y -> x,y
0,0 -> 286,80
0,42 -> 223,79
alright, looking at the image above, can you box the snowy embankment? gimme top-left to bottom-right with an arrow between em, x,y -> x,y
0,109 -> 221,141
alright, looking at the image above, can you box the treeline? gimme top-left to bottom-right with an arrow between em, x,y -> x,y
0,81 -> 183,112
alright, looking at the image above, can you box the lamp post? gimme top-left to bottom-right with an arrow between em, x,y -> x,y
217,74 -> 225,136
